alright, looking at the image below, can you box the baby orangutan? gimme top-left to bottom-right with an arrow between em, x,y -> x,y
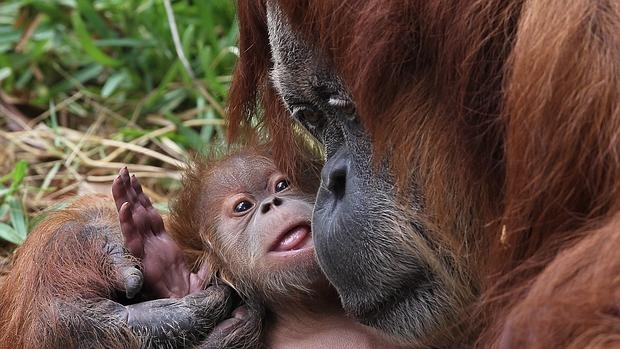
114,147 -> 400,349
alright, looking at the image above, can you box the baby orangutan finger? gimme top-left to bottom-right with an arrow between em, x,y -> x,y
112,167 -> 134,212
130,174 -> 152,209
118,202 -> 144,258
130,175 -> 166,234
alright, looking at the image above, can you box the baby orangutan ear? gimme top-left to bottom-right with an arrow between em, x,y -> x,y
195,246 -> 240,296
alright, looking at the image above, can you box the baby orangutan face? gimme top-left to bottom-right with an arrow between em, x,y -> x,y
198,153 -> 323,306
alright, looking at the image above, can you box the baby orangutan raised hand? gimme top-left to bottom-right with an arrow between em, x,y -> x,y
112,167 -> 207,299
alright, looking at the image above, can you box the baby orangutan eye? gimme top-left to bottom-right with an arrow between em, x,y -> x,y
234,200 -> 254,213
275,179 -> 290,193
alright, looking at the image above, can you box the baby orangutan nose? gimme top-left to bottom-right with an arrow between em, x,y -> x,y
261,197 -> 283,214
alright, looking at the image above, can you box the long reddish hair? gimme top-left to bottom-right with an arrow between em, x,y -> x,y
228,0 -> 620,346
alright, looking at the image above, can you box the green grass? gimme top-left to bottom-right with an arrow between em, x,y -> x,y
0,0 -> 239,246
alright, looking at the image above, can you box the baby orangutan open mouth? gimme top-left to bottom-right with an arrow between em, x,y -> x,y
269,221 -> 313,254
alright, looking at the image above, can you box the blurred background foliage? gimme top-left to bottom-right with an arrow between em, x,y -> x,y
0,0 -> 238,250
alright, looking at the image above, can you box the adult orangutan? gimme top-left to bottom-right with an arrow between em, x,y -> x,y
226,0 -> 620,348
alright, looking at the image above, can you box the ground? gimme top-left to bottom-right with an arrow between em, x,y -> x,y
0,0 -> 237,260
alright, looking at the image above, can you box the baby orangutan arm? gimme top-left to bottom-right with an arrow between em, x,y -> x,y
0,194 -> 241,348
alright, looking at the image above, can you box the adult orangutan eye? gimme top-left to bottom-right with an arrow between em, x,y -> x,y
234,200 -> 253,213
275,179 -> 290,192
328,96 -> 356,121
292,105 -> 324,129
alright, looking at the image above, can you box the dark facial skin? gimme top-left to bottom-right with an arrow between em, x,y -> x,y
265,2 -> 464,345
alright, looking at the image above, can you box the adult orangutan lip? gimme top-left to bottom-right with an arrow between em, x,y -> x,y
269,222 -> 312,252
